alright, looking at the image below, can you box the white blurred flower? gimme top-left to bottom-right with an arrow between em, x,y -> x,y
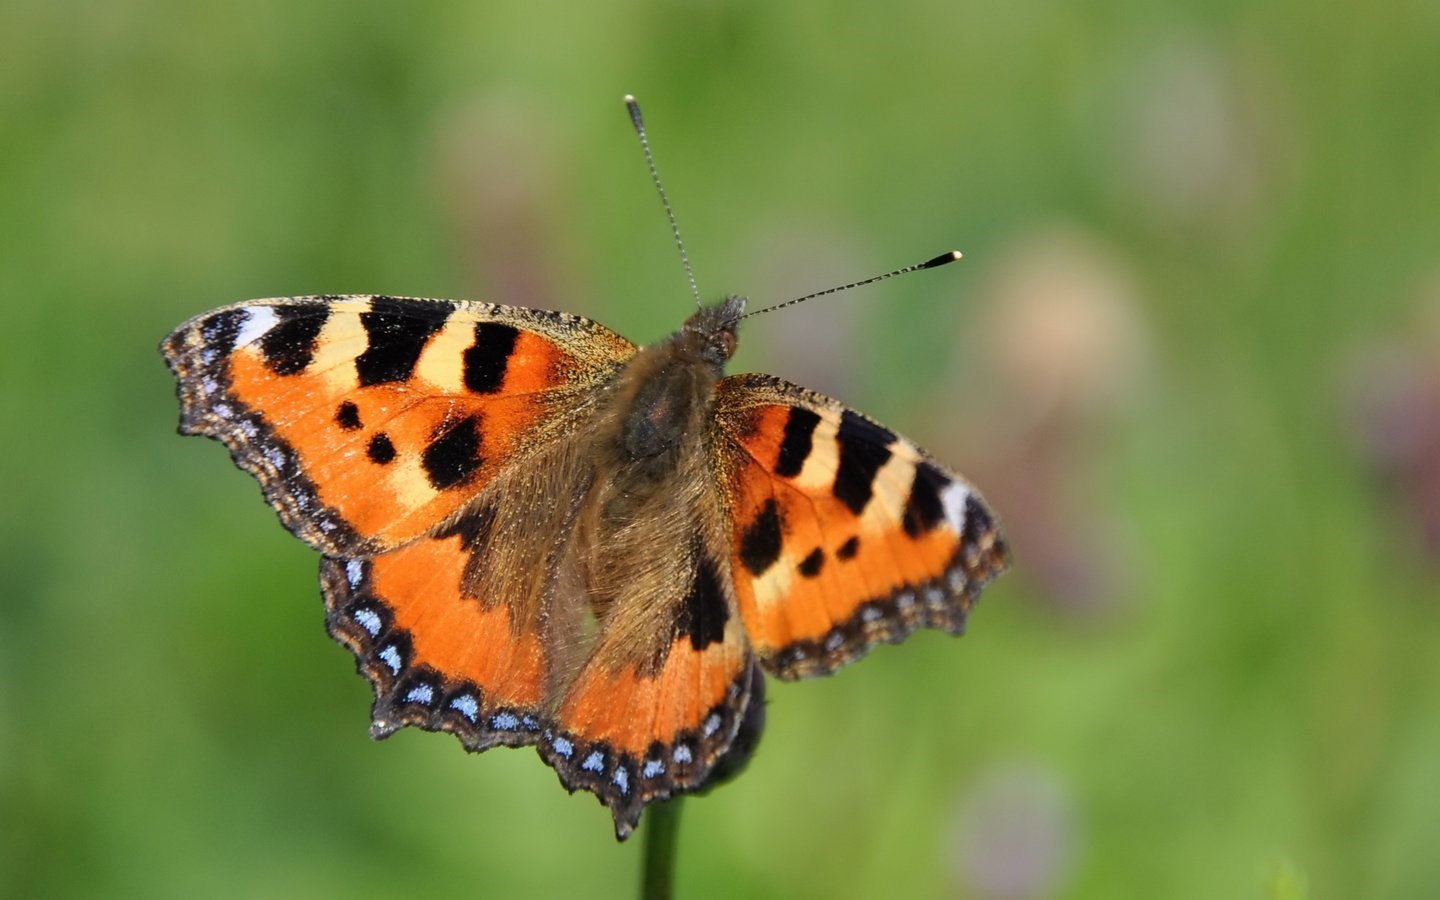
973,226 -> 1150,425
934,224 -> 1152,614
1106,33 -> 1293,234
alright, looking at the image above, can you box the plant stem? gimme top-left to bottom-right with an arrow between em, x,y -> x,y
641,797 -> 683,900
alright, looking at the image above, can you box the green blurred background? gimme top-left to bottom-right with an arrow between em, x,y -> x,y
4,1 -> 1439,897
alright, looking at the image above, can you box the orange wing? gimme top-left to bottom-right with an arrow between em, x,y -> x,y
319,511 -> 556,751
540,545 -> 759,839
325,512 -> 761,839
162,296 -> 634,555
713,374 -> 1010,680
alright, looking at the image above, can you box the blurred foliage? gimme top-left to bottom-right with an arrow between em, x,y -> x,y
3,0 -> 1439,897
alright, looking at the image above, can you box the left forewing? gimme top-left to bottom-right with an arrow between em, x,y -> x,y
162,296 -> 634,556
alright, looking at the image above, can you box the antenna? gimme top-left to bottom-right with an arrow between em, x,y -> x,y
624,94 -> 702,308
739,250 -> 963,320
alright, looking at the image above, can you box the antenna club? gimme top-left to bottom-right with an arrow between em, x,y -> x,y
920,250 -> 963,269
624,95 -> 644,133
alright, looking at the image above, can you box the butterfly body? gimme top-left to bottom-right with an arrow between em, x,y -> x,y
164,288 -> 1008,838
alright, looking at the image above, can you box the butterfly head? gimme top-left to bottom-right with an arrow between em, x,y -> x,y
679,294 -> 746,367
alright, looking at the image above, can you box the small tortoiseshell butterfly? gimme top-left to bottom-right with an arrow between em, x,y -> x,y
162,97 -> 1009,839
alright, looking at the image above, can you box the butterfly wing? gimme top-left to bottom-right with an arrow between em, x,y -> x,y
165,295 -> 634,755
162,296 -> 635,556
713,373 -> 1010,680
540,606 -> 756,838
526,475 -> 757,838
319,515 -> 554,751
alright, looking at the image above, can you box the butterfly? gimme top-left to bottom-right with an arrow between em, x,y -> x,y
160,99 -> 1010,840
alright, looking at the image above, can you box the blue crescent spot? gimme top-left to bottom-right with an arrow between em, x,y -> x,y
378,645 -> 402,674
490,712 -> 519,731
449,694 -> 479,722
352,608 -> 382,636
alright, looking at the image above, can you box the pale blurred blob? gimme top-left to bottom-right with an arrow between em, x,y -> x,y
1344,277 -> 1440,559
1110,33 -> 1292,234
947,763 -> 1078,900
976,228 -> 1148,425
431,90 -> 569,313
941,226 -> 1152,614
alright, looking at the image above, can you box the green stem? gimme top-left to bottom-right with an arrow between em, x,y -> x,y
641,797 -> 683,900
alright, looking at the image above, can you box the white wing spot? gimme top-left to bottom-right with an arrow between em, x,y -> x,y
351,608 -> 381,636
552,736 -> 574,758
825,630 -> 845,652
234,306 -> 279,348
345,560 -> 364,587
947,568 -> 966,593
611,766 -> 630,795
672,745 -> 693,765
896,590 -> 916,611
450,695 -> 479,722
941,482 -> 970,533
703,713 -> 722,737
404,684 -> 433,705
861,605 -> 883,623
490,712 -> 519,731
643,759 -> 665,779
212,402 -> 233,419
237,420 -> 258,438
378,645 -> 402,674
581,751 -> 604,773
